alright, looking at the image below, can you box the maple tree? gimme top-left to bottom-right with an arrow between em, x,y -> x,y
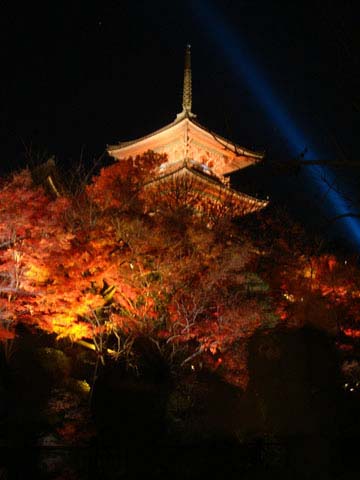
243,207 -> 360,339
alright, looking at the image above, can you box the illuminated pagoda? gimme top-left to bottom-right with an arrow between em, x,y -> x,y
108,46 -> 268,217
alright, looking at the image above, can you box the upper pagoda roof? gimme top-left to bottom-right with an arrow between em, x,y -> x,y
107,45 -> 265,178
108,114 -> 264,162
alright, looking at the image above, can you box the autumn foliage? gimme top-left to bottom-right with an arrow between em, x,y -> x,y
1,153 -> 359,388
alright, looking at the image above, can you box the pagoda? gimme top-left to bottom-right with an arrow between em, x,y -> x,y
108,46 -> 268,217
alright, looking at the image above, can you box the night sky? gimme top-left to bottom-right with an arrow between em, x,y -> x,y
1,1 -> 359,247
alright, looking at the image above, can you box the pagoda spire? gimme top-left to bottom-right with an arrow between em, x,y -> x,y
177,45 -> 196,119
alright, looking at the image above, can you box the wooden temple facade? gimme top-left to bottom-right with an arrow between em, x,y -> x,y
108,46 -> 268,217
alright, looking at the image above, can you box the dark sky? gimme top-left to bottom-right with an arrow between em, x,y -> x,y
1,0 -> 359,246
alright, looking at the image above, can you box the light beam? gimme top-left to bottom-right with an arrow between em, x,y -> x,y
192,1 -> 360,249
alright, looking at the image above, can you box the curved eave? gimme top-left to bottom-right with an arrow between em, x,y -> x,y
143,165 -> 269,214
190,118 -> 264,161
108,115 -> 264,162
107,117 -> 182,151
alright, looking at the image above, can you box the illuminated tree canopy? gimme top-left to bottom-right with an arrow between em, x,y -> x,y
1,153 -> 359,388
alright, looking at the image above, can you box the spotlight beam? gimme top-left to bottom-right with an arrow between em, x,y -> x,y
192,1 -> 360,248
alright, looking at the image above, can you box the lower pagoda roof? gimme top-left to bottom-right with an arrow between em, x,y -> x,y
142,160 -> 268,218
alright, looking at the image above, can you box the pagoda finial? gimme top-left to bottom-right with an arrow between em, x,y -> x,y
177,45 -> 196,119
